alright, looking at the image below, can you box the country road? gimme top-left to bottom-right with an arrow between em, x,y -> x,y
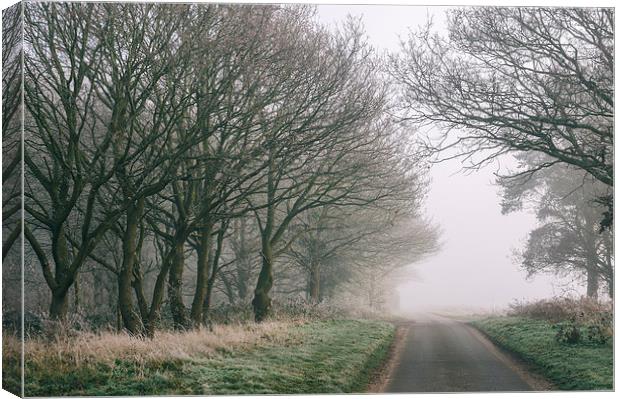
384,314 -> 544,393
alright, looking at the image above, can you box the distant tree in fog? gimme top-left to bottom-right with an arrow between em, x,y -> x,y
390,7 -> 614,229
500,154 -> 613,298
287,202 -> 439,305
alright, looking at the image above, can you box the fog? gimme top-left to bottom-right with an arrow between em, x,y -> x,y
398,157 -> 584,314
316,4 -> 582,314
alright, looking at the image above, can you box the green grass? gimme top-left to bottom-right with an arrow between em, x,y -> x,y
9,319 -> 394,396
471,316 -> 613,390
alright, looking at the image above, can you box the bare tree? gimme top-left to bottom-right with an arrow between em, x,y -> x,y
390,7 -> 613,227
286,162 -> 435,304
226,215 -> 260,304
328,211 -> 439,312
92,3 -> 208,335
244,17 -> 403,321
22,2 -> 199,328
142,5 -> 309,328
23,2 -> 123,319
2,3 -> 23,320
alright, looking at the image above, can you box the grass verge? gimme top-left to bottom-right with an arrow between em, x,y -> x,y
471,316 -> 613,390
3,319 -> 394,396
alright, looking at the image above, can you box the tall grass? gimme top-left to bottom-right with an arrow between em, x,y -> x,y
3,319 -> 394,396
506,296 -> 613,346
508,296 -> 612,324
209,297 -> 387,325
4,321 -> 293,371
3,298 -> 393,396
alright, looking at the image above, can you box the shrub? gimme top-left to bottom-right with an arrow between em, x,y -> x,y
209,302 -> 255,325
270,297 -> 344,321
268,296 -> 388,321
553,321 -> 581,344
207,297 -> 349,325
508,296 -> 612,324
510,296 -> 613,346
2,310 -> 43,336
586,323 -> 610,345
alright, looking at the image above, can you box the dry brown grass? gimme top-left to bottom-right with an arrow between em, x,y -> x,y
508,296 -> 613,325
5,320 -> 295,370
4,319 -> 395,396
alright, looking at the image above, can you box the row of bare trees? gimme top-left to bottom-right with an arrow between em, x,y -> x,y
3,3 -> 438,336
8,5 -> 608,333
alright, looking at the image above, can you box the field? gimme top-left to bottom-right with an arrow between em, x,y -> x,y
471,316 -> 613,390
2,319 -> 394,396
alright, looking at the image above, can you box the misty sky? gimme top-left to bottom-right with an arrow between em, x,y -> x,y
316,4 -> 583,313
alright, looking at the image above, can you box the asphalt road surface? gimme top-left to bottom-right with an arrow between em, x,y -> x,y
385,315 -> 533,393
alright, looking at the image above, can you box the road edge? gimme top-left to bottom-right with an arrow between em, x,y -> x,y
367,322 -> 410,393
466,323 -> 557,391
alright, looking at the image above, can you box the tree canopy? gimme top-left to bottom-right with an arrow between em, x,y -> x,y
390,7 -> 613,227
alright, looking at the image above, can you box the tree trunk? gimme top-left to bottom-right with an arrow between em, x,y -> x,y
116,304 -> 122,332
202,222 -> 226,324
49,224 -> 70,320
168,233 -> 189,329
220,273 -> 236,304
143,259 -> 173,338
584,228 -> 600,299
253,150 -> 276,322
190,225 -> 212,326
252,240 -> 274,322
203,273 -> 216,323
129,261 -> 172,339
49,290 -> 69,320
235,218 -> 250,302
118,199 -> 144,336
604,243 -> 613,299
586,268 -> 599,298
237,265 -> 249,302
308,261 -> 321,304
